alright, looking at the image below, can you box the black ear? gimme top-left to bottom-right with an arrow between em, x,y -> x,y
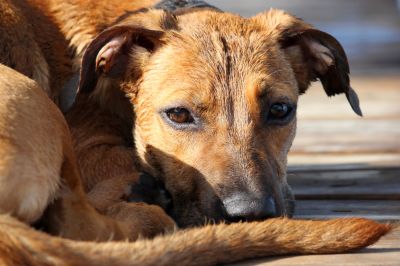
280,28 -> 362,116
78,25 -> 164,94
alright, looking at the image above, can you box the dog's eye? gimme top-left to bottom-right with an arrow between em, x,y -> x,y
266,103 -> 295,124
270,103 -> 290,118
165,108 -> 194,124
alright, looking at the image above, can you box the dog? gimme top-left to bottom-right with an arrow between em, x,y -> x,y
66,0 -> 363,227
0,0 -> 390,264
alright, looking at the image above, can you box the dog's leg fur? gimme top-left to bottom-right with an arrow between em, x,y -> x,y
0,214 -> 390,266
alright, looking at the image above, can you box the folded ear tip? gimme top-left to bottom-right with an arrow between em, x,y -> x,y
346,87 -> 363,117
350,102 -> 363,117
354,106 -> 363,117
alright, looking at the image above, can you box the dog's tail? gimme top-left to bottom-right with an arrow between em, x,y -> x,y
0,215 -> 390,266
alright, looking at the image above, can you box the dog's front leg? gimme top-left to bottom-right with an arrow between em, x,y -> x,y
42,171 -> 174,242
86,174 -> 176,239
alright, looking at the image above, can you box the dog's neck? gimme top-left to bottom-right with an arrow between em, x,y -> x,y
154,0 -> 220,13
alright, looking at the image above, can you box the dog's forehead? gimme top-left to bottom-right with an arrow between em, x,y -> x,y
174,12 -> 295,88
140,11 -> 298,112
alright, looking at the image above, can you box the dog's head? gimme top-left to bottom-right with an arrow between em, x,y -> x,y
78,9 -> 361,227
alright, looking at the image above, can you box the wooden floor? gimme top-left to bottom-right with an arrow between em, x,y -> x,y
237,75 -> 400,265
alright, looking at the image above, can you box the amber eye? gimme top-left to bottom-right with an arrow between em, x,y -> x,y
165,107 -> 194,124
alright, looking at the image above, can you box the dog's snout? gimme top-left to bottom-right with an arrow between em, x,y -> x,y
222,194 -> 277,222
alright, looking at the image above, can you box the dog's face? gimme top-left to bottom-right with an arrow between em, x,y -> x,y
78,9 -> 361,227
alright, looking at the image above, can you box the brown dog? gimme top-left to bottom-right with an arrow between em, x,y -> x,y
66,1 -> 363,227
0,0 -> 391,264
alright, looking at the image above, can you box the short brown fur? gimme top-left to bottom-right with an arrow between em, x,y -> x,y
0,0 -> 389,264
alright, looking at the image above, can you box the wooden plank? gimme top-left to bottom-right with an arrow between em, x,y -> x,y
295,76 -> 400,120
288,164 -> 400,172
291,120 -> 400,154
288,153 -> 400,166
288,75 -> 400,166
294,200 -> 400,221
287,168 -> 400,200
233,226 -> 400,266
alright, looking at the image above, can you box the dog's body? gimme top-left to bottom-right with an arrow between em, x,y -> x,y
0,63 -> 63,224
0,0 -> 73,103
0,0 -> 390,264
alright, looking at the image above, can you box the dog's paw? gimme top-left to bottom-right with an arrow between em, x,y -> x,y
106,202 -> 176,238
126,172 -> 172,212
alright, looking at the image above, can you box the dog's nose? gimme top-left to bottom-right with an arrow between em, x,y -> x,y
222,194 -> 277,222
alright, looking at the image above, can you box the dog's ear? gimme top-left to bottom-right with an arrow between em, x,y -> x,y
254,10 -> 362,116
279,29 -> 362,116
75,10 -> 177,119
78,25 -> 164,94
